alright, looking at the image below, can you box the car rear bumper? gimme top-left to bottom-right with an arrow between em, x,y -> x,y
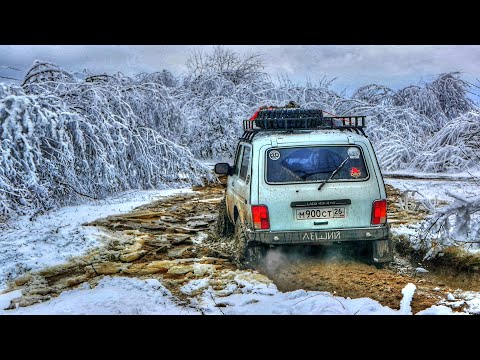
247,226 -> 389,245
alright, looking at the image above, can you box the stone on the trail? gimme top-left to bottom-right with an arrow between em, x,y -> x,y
29,287 -> 53,296
12,294 -> 49,309
60,275 -> 89,288
146,260 -> 178,272
193,263 -> 217,277
142,223 -> 168,231
198,197 -> 223,204
39,263 -> 79,278
93,262 -> 127,275
125,261 -> 174,275
111,221 -> 142,231
160,216 -> 180,223
167,264 -> 194,275
235,272 -> 273,285
122,211 -> 165,219
186,214 -> 216,222
186,221 -> 210,228
170,234 -> 192,245
124,240 -> 144,252
174,227 -> 200,234
415,267 -> 429,274
119,250 -> 147,262
122,229 -> 143,235
167,246 -> 190,259
14,275 -> 32,287
145,235 -> 171,248
155,245 -> 170,254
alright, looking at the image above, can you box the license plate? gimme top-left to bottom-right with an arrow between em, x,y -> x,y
296,207 -> 346,220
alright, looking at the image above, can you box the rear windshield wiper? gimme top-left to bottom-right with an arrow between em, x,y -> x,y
318,156 -> 349,191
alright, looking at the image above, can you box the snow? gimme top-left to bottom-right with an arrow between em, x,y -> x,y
399,283 -> 416,315
194,276 -> 457,315
416,306 -> 459,315
0,187 -> 192,291
0,271 -> 469,315
0,289 -> 21,310
0,277 -> 196,315
199,291 -> 398,315
384,171 -> 480,181
385,178 -> 480,203
454,291 -> 480,314
0,275 -> 400,315
180,279 -> 210,295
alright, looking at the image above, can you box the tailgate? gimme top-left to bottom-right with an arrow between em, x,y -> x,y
256,143 -> 382,231
258,180 -> 380,231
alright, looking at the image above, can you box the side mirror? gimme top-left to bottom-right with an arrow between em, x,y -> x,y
214,163 -> 233,176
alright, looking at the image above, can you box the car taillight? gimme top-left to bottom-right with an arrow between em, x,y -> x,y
252,205 -> 270,230
371,199 -> 387,225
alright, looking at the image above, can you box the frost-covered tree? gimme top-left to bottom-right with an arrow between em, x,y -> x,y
0,62 -> 213,218
418,191 -> 480,259
179,46 -> 271,159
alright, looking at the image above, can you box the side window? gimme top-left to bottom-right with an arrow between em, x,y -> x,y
234,145 -> 243,176
239,146 -> 251,181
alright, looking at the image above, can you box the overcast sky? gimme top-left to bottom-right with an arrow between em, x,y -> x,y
1,45 -> 479,95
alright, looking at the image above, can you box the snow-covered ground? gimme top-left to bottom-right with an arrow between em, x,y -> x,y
0,187 -> 192,292
0,275 -> 459,315
0,277 -> 193,315
1,178 -> 479,315
385,178 -> 480,203
384,171 -> 480,181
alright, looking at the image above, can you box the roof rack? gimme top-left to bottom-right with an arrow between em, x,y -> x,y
241,109 -> 367,141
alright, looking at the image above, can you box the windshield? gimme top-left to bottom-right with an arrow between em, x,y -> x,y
266,146 -> 368,183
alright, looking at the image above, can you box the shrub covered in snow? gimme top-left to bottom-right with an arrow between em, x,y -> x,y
418,191 -> 480,259
0,63 -> 213,218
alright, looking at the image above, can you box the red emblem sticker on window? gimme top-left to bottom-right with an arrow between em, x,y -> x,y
350,167 -> 361,178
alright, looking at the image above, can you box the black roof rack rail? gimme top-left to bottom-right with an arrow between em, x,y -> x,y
241,108 -> 367,141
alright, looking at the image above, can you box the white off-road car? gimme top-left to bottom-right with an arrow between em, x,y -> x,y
215,108 -> 392,267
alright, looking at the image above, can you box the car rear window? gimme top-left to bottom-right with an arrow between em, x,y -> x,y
266,146 -> 368,184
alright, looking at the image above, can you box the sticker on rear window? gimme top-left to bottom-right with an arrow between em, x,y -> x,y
268,150 -> 281,161
348,147 -> 360,159
350,167 -> 362,178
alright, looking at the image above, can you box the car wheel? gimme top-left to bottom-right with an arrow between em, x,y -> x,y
216,196 -> 234,237
233,220 -> 265,269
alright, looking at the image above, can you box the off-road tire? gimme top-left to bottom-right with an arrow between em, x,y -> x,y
232,220 -> 266,269
216,197 -> 234,238
369,239 -> 394,269
255,109 -> 322,129
374,261 -> 390,269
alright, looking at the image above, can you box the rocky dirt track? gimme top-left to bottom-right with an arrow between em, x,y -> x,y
3,182 -> 479,313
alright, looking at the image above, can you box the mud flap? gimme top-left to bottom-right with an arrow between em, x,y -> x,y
372,239 -> 393,263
